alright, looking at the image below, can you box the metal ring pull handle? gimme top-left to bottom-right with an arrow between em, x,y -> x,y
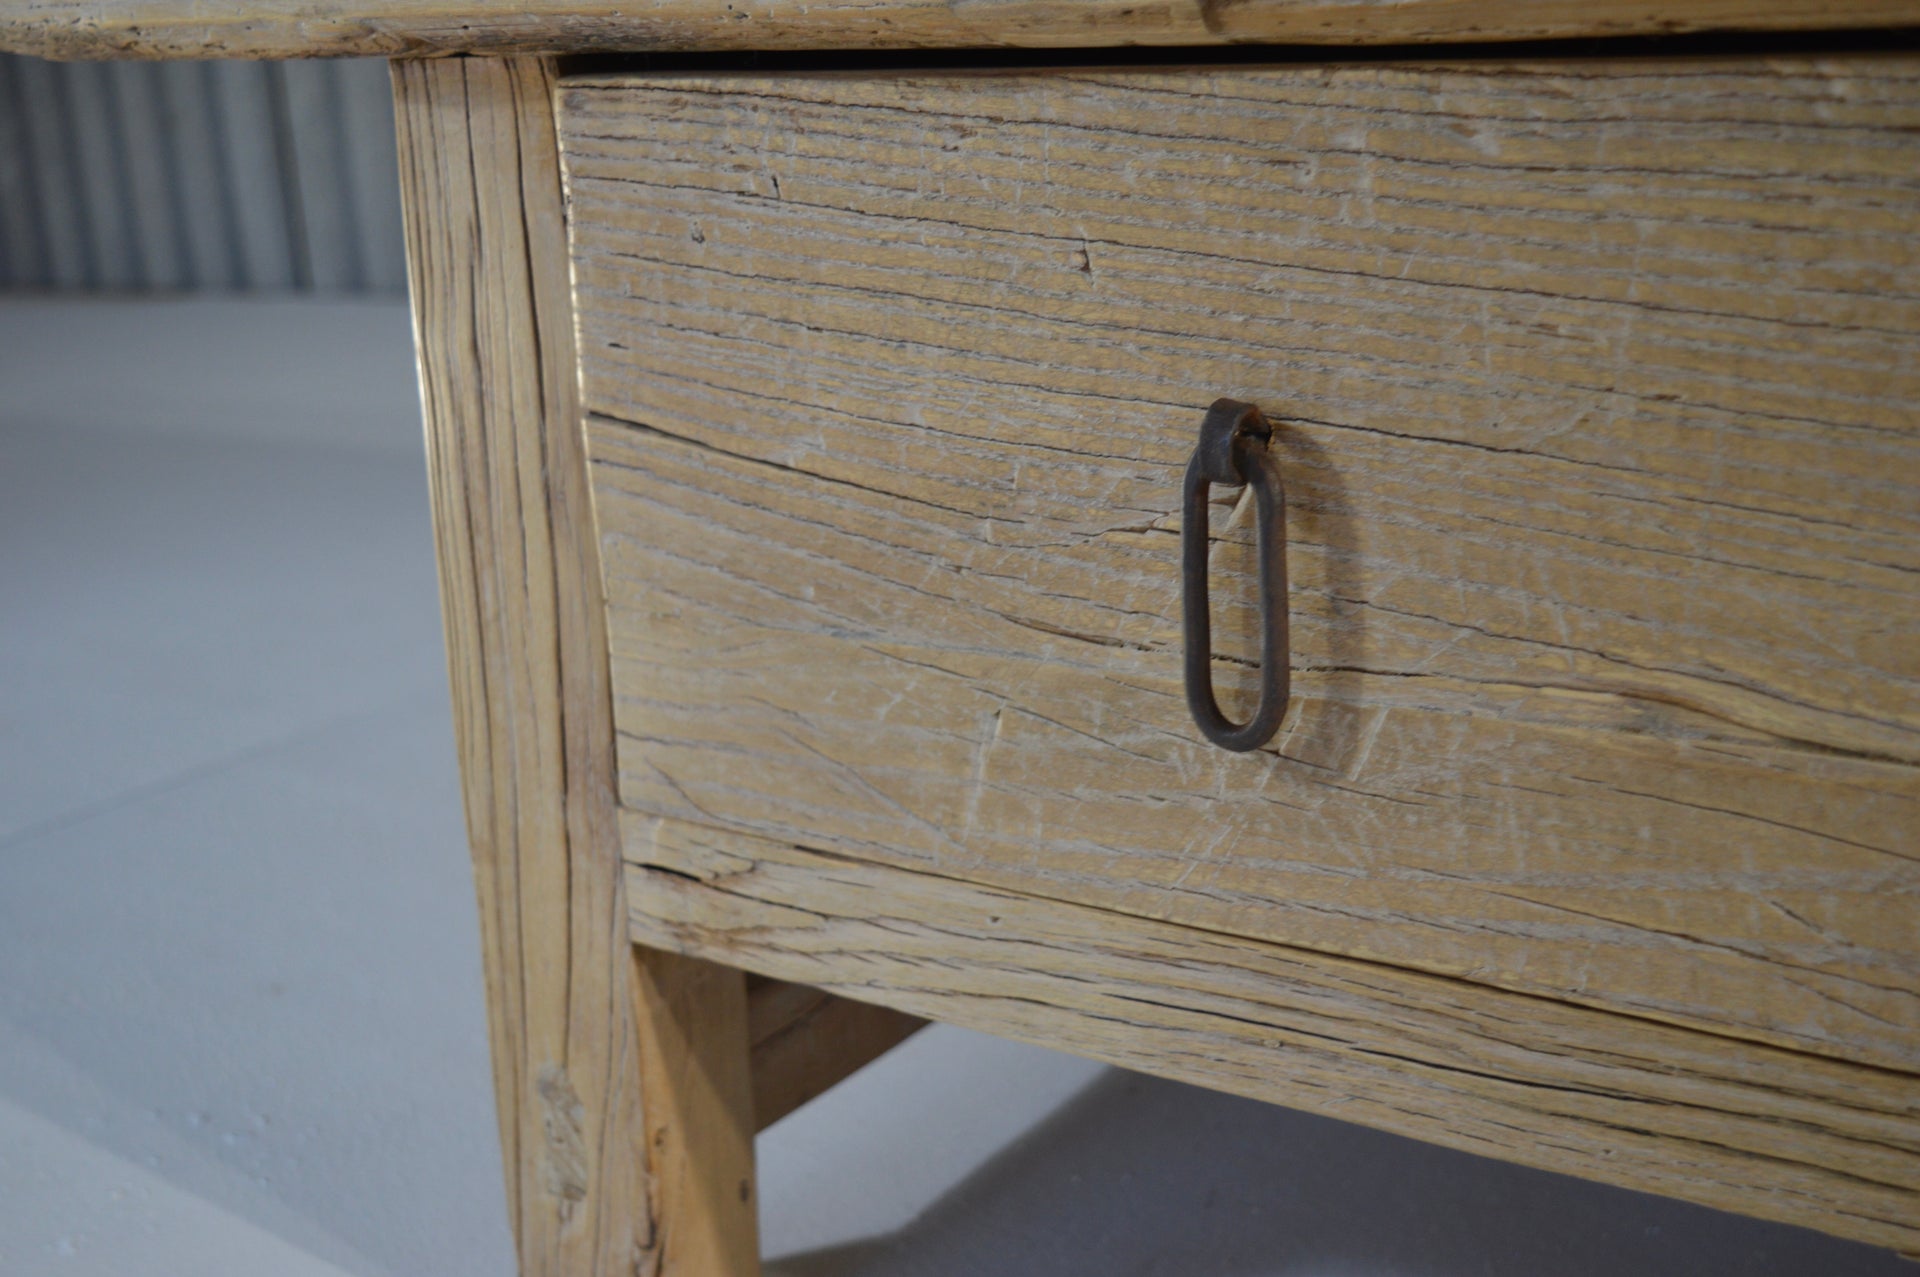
1181,399 -> 1290,752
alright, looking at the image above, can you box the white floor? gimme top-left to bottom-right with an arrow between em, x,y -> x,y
0,297 -> 1907,1277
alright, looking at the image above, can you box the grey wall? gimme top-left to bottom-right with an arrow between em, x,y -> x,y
0,56 -> 407,293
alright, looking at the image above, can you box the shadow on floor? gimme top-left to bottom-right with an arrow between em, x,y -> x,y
767,1066 -> 1909,1277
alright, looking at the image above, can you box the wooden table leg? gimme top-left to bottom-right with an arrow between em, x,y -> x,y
394,54 -> 761,1277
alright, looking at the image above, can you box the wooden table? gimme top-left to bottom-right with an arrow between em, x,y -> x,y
10,6 -> 1919,1273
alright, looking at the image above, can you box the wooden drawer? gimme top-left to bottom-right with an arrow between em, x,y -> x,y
552,55 -> 1920,1245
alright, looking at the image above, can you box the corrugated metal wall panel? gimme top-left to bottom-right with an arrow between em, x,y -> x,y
69,61 -> 141,289
336,59 -> 408,294
160,63 -> 244,290
12,56 -> 91,288
114,64 -> 189,290
0,57 -> 40,285
0,54 -> 405,294
211,61 -> 299,289
284,60 -> 353,291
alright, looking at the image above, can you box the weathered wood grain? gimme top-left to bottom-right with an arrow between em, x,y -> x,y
745,977 -> 926,1128
631,946 -> 761,1275
624,811 -> 1920,1252
9,0 -> 1920,60
396,55 -> 759,1277
564,60 -> 1920,1073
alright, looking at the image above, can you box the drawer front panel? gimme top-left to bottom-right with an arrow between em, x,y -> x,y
561,59 -> 1920,1070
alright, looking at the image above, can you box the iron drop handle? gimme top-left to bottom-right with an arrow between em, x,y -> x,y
1181,399 -> 1290,752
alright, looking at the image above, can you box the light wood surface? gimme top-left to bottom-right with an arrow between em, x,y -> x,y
565,59 -> 1920,1073
625,811 -> 1920,1255
631,947 -> 761,1275
746,978 -> 926,1129
9,0 -> 1920,60
396,55 -> 758,1277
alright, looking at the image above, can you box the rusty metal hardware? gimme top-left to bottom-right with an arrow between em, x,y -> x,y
1181,398 -> 1290,752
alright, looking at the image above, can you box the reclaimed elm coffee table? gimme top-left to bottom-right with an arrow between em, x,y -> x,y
8,3 -> 1919,1271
